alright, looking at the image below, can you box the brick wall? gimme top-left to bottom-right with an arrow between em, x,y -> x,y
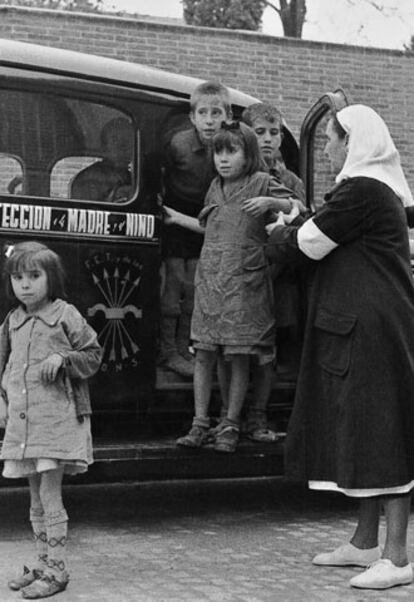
0,5 -> 414,192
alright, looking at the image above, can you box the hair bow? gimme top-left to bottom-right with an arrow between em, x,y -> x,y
221,121 -> 240,131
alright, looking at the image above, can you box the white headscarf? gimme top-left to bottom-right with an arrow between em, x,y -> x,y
335,104 -> 413,207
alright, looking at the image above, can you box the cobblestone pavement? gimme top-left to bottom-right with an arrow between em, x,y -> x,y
0,478 -> 414,601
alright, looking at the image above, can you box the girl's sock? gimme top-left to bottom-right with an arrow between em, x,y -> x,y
220,416 -> 240,428
30,506 -> 48,571
45,509 -> 69,582
192,416 -> 210,429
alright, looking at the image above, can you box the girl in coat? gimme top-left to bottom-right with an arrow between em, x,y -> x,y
266,105 -> 414,590
0,241 -> 102,599
176,121 -> 295,453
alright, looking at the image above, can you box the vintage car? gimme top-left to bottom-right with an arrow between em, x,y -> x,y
0,38 -> 347,482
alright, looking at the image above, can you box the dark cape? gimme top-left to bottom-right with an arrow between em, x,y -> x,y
266,177 -> 414,490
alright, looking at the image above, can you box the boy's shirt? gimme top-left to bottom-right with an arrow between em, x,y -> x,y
163,126 -> 216,258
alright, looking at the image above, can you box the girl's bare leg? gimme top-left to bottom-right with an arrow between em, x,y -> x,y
194,349 -> 217,422
247,362 -> 274,434
217,355 -> 230,419
251,362 -> 273,414
351,497 -> 380,549
226,354 -> 250,424
382,493 -> 410,566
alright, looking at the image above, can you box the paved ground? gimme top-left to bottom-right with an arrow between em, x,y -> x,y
0,478 -> 414,601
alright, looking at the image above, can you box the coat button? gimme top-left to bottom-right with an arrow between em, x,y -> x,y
19,412 -> 26,419
22,389 -> 26,394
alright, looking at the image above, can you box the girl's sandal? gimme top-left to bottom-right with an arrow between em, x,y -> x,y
247,428 -> 281,443
7,566 -> 43,591
214,425 -> 240,453
21,573 -> 69,599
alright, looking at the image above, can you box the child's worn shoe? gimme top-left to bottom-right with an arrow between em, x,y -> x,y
8,566 -> 43,591
176,425 -> 209,448
214,425 -> 239,453
164,353 -> 194,378
21,572 -> 69,599
247,428 -> 281,443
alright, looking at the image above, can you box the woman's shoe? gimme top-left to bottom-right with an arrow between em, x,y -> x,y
7,566 -> 43,591
312,542 -> 381,567
350,559 -> 413,589
21,572 -> 69,599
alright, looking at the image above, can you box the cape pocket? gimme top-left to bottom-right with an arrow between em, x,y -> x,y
314,307 -> 357,376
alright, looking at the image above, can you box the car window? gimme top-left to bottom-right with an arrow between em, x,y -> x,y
51,156 -> 101,199
0,155 -> 24,195
0,89 -> 137,204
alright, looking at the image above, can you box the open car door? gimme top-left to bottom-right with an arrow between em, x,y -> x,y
299,89 -> 349,209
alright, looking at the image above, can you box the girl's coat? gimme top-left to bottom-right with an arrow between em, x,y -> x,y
191,171 -> 280,348
0,299 -> 101,464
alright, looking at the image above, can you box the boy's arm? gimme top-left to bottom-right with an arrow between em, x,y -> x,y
242,175 -> 307,218
163,206 -> 205,234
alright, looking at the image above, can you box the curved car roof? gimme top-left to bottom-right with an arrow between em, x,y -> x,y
0,38 -> 258,107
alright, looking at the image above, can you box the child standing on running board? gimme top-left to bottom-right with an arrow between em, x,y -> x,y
177,121 -> 295,453
0,241 -> 102,599
160,81 -> 232,378
240,102 -> 306,442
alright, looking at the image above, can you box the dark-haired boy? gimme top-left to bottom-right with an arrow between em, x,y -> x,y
241,102 -> 305,442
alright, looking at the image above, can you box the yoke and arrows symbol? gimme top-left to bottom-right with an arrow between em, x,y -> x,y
87,262 -> 142,365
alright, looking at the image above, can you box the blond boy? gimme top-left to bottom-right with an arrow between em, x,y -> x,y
160,81 -> 232,377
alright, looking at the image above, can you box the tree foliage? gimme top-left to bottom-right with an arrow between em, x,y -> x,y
183,0 -> 307,38
183,0 -> 266,31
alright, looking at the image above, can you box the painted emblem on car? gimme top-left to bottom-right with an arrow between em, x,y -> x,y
86,253 -> 142,371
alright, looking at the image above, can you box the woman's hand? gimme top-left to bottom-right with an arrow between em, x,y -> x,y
40,353 -> 64,383
283,202 -> 300,224
266,203 -> 300,235
266,211 -> 285,235
291,198 -> 307,215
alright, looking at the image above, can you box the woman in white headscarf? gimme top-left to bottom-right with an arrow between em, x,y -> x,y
266,105 -> 414,591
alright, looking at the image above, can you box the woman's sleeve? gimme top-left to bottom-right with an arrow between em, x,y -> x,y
265,219 -> 314,271
61,305 -> 103,379
297,180 -> 370,260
